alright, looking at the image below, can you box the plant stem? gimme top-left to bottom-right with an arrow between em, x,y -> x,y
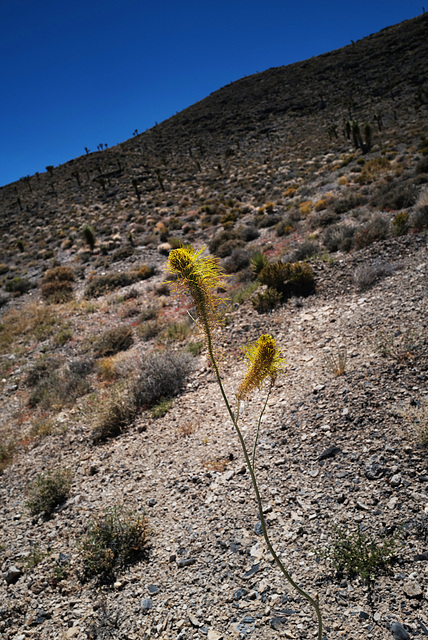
202,318 -> 323,640
252,390 -> 270,471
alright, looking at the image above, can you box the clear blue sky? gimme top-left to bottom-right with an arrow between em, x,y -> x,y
0,0 -> 424,187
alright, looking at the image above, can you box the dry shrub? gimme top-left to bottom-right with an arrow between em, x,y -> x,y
84,265 -> 155,298
41,266 -> 75,303
94,325 -> 134,358
353,214 -> 390,249
133,350 -> 194,409
91,385 -> 137,443
80,506 -> 149,583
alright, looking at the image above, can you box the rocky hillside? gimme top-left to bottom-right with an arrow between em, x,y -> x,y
0,13 -> 427,640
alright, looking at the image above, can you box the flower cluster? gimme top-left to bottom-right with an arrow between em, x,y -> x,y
238,334 -> 285,400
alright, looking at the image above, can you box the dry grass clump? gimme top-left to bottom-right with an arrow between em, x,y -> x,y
80,506 -> 149,583
26,468 -> 72,517
93,325 -> 134,358
41,266 -> 75,303
0,304 -> 57,352
91,384 -> 137,443
84,265 -> 155,298
401,400 -> 428,447
28,365 -> 90,411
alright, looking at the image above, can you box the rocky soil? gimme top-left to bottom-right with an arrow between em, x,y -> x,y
0,233 -> 427,640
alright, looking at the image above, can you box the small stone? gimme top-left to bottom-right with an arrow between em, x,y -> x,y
188,614 -> 200,628
254,521 -> 263,536
403,580 -> 422,598
390,474 -> 402,487
242,563 -> 261,580
365,461 -> 384,480
207,630 -> 223,640
5,566 -> 22,585
234,587 -> 248,600
141,598 -> 154,611
176,558 -> 196,568
64,628 -> 80,639
358,611 -> 370,620
319,445 -> 341,461
270,617 -> 284,630
147,584 -> 160,594
356,500 -> 370,511
148,498 -> 157,507
391,621 -> 410,640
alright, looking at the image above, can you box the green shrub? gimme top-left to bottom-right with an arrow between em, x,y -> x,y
29,368 -> 89,410
319,525 -> 400,583
111,245 -> 135,262
133,350 -> 193,409
26,468 -> 72,517
392,211 -> 410,236
4,276 -> 32,295
250,250 -> 268,277
252,287 -> 282,313
258,261 -> 315,299
353,214 -> 390,249
82,224 -> 96,251
151,397 -> 173,418
224,248 -> 250,273
186,340 -> 205,356
334,193 -> 363,214
208,230 -> 244,257
94,325 -> 134,358
80,506 -> 149,582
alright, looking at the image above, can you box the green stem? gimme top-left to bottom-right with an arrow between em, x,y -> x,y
252,390 -> 270,472
202,318 -> 323,640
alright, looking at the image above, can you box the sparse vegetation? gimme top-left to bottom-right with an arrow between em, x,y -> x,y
93,325 -> 134,358
91,384 -> 137,443
319,524 -> 401,583
133,349 -> 193,409
80,506 -> 149,582
26,468 -> 72,517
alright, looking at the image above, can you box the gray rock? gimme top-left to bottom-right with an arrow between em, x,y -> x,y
365,460 -> 385,480
319,445 -> 341,461
390,474 -> 402,487
270,617 -> 284,630
254,521 -> 263,535
391,622 -> 410,640
403,580 -> 422,598
242,563 -> 261,580
176,557 -> 196,568
147,584 -> 160,594
233,587 -> 248,600
5,565 -> 22,585
141,598 -> 153,611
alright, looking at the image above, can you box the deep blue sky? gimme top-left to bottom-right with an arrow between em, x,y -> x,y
0,0 -> 423,187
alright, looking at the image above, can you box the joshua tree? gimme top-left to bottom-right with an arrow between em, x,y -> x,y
82,224 -> 96,252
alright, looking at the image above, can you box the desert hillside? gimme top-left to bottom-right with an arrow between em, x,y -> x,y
0,13 -> 427,640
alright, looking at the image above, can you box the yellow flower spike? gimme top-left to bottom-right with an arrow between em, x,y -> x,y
237,334 -> 285,400
166,246 -> 229,359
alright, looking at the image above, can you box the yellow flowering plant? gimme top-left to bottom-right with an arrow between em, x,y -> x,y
166,245 -> 322,639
